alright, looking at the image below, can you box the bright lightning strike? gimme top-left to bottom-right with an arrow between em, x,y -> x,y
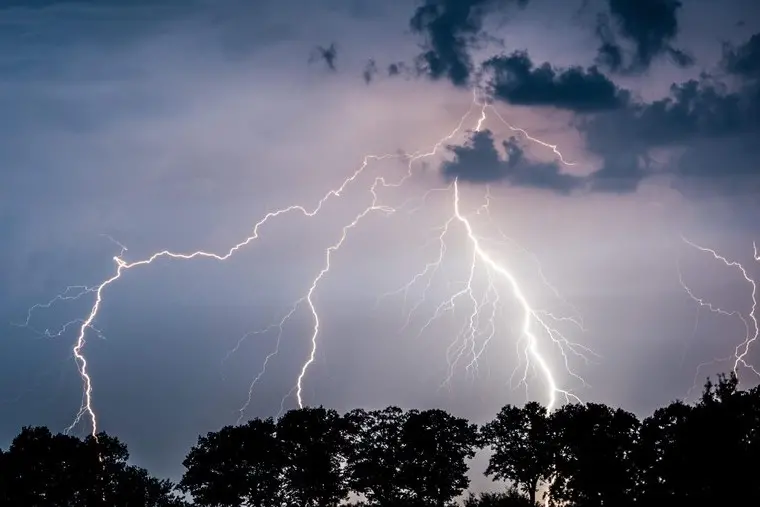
378,98 -> 592,409
678,236 -> 760,394
21,90 -> 592,436
451,179 -> 586,409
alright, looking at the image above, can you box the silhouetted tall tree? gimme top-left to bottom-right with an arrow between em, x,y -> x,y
636,399 -> 695,503
634,372 -> 760,504
180,418 -> 284,507
277,406 -> 351,507
463,489 -> 536,507
0,426 -> 185,507
692,372 -> 759,504
481,402 -> 553,504
345,406 -> 410,505
549,403 -> 640,507
0,447 -> 6,506
400,409 -> 479,507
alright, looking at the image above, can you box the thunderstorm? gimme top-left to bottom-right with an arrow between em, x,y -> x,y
20,92 -> 597,436
5,2 -> 760,506
16,90 -> 760,440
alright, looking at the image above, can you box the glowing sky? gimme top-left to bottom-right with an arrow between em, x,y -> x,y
1,0 -> 759,488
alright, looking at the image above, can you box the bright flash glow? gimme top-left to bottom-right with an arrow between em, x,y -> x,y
21,91 -> 593,436
678,236 -> 760,394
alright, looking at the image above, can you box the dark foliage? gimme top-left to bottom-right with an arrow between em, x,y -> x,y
481,401 -> 553,504
3,372 -> 759,507
276,406 -> 351,507
464,489 -> 537,507
0,426 -> 186,507
180,418 -> 285,507
549,403 -> 640,507
400,409 -> 480,506
344,407 -> 410,504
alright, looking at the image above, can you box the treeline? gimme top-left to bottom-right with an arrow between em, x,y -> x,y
1,373 -> 758,506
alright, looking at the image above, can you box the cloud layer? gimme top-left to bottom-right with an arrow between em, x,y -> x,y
595,0 -> 693,73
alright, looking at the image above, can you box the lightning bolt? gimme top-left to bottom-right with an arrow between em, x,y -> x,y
377,99 -> 592,409
21,89 -> 592,435
678,236 -> 760,395
450,179 -> 588,409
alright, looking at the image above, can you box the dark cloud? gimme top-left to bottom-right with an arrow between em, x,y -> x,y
722,33 -> 760,80
581,33 -> 760,194
583,79 -> 751,152
309,43 -> 337,71
483,51 -> 630,112
467,31 -> 760,195
441,129 -> 649,194
441,130 -> 583,193
409,0 -> 529,87
595,0 -> 693,73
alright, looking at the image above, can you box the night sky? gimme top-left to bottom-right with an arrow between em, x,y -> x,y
2,0 -> 759,490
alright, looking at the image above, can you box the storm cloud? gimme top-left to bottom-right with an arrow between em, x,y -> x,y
581,31 -> 760,194
723,32 -> 760,80
595,0 -> 693,73
442,130 -> 583,193
483,51 -> 630,112
408,0 -> 529,87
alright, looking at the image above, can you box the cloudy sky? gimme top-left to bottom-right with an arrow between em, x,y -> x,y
1,0 -> 759,487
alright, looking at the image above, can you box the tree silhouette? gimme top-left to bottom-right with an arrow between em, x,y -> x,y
549,403 -> 640,507
463,489 -> 536,507
0,447 -> 6,506
277,406 -> 351,507
400,408 -> 480,507
117,466 -> 187,507
636,399 -> 695,503
0,426 -> 185,507
634,372 -> 760,504
6,371 -> 760,507
481,402 -> 553,504
345,406 -> 410,505
180,418 -> 284,507
692,372 -> 759,504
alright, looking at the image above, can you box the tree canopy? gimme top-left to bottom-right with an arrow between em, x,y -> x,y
0,426 -> 186,507
2,372 -> 759,507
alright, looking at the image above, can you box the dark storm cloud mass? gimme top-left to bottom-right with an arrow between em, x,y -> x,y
595,0 -> 693,74
441,129 -> 648,195
483,51 -> 630,112
723,33 -> 760,80
580,31 -> 760,194
589,78 -> 758,148
380,0 -> 760,194
439,27 -> 760,195
442,130 -> 583,193
408,0 -> 529,87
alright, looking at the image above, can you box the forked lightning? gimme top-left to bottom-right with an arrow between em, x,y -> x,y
678,236 -> 760,395
23,91 -> 592,436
